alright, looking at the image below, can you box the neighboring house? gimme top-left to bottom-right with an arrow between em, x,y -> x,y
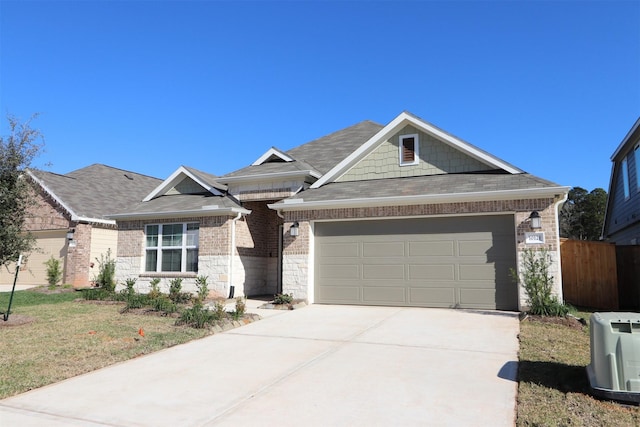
603,117 -> 640,245
112,112 -> 569,311
0,164 -> 161,288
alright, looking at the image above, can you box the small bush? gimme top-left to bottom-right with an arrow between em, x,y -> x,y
124,277 -> 137,295
177,303 -> 215,328
123,293 -> 148,311
273,293 -> 293,305
231,297 -> 247,320
195,275 -> 209,303
44,256 -> 62,288
95,249 -> 116,292
168,278 -> 190,303
81,288 -> 113,301
150,295 -> 177,314
513,248 -> 569,317
211,300 -> 227,321
148,278 -> 162,299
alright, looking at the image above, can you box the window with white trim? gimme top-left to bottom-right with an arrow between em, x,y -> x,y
145,223 -> 199,272
622,157 -> 630,199
399,134 -> 419,166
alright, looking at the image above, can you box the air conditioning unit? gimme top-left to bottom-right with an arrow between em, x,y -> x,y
587,312 -> 640,403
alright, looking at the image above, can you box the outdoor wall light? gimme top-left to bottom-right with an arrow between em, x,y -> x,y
290,221 -> 300,237
528,211 -> 542,230
66,229 -> 75,240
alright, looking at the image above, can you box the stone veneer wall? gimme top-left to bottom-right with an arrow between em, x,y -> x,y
281,197 -> 563,309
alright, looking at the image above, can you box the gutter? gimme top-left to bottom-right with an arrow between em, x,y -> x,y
554,192 -> 569,303
268,186 -> 571,211
228,211 -> 243,298
107,206 -> 251,220
221,170 -> 322,184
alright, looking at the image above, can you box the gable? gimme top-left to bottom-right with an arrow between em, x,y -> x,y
311,112 -> 521,189
166,176 -> 209,195
336,125 -> 494,182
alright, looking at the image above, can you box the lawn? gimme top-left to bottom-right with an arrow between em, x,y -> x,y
0,288 -> 213,399
517,311 -> 640,426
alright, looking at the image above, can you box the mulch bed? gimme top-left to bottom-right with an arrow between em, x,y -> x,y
0,314 -> 36,327
524,314 -> 586,330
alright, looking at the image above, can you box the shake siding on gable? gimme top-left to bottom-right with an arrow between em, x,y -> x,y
337,125 -> 493,182
607,150 -> 640,243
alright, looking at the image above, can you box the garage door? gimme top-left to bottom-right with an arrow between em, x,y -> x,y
314,215 -> 517,310
0,230 -> 67,286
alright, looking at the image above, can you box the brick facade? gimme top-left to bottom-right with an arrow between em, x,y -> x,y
279,197 -> 564,309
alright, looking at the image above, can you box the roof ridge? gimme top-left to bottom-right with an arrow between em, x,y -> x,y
67,163 -> 162,181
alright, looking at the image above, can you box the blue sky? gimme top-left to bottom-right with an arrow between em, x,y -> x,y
1,1 -> 639,191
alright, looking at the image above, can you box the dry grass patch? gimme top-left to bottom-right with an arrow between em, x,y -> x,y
517,312 -> 640,426
0,292 -> 212,399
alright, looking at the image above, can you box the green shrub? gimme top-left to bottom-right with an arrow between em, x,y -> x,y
513,248 -> 569,317
273,293 -> 293,305
148,278 -> 162,299
44,256 -> 62,288
123,293 -> 148,310
232,296 -> 246,319
124,277 -> 137,295
94,249 -> 116,292
211,300 -> 226,321
168,278 -> 191,303
81,288 -> 113,301
150,295 -> 177,314
176,302 -> 215,328
195,275 -> 209,303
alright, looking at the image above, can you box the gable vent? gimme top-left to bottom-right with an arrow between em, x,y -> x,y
402,137 -> 415,163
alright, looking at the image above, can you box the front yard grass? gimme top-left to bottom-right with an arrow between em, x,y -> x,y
517,311 -> 640,426
0,288 -> 212,399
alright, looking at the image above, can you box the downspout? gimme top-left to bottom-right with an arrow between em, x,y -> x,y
554,192 -> 569,303
228,212 -> 243,299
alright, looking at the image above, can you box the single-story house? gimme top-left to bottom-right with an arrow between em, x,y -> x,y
603,117 -> 640,245
111,112 -> 569,311
0,164 -> 161,288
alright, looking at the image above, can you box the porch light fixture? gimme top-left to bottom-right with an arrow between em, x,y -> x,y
290,221 -> 299,237
528,211 -> 542,230
66,228 -> 75,240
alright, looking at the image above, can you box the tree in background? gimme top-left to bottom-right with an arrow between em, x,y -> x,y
559,187 -> 608,241
0,115 -> 44,268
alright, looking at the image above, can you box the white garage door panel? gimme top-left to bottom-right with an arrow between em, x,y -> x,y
314,216 -> 517,310
362,287 -> 405,303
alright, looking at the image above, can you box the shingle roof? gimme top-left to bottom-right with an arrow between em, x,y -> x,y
220,120 -> 383,180
114,193 -> 243,217
29,164 -> 162,220
278,173 -> 563,204
182,165 -> 227,191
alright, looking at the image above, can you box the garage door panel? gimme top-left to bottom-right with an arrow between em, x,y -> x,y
409,264 -> 455,280
363,242 -> 404,257
409,287 -> 456,305
318,264 -> 360,280
315,216 -> 517,310
409,241 -> 455,256
363,287 -> 406,303
458,240 -> 492,257
362,264 -> 404,280
319,286 -> 360,302
460,288 -> 496,306
319,242 -> 359,257
459,264 -> 496,281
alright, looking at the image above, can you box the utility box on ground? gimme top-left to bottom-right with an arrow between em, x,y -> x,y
587,312 -> 640,403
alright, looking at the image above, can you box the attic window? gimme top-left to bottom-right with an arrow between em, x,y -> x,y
399,134 -> 419,166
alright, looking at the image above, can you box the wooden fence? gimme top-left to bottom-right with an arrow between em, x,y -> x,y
617,245 -> 640,310
560,239 -> 619,310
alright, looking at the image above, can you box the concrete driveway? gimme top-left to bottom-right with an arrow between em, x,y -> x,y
0,304 -> 519,426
